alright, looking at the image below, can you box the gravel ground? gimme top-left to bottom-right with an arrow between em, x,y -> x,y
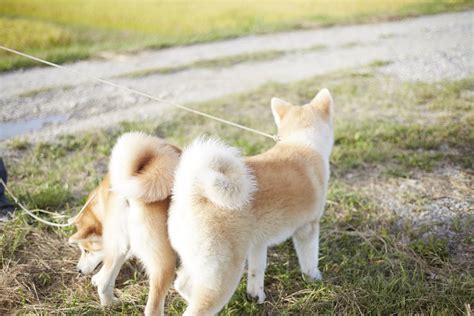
354,165 -> 474,257
0,10 -> 473,141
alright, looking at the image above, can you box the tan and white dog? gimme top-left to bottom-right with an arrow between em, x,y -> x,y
168,89 -> 334,315
69,132 -> 180,315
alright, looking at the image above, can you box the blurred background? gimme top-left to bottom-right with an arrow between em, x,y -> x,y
1,0 -> 471,71
0,1 -> 473,314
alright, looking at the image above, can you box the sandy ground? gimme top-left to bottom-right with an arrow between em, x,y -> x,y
0,10 -> 473,141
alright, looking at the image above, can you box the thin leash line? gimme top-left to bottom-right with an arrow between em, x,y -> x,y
28,208 -> 67,218
0,45 -> 279,141
0,178 -> 96,227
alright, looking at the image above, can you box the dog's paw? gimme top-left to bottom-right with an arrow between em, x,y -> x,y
246,284 -> 266,304
246,291 -> 266,304
144,303 -> 162,316
99,294 -> 119,307
303,267 -> 322,281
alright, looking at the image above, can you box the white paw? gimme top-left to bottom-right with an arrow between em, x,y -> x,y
304,267 -> 322,281
99,291 -> 118,307
144,305 -> 152,316
246,282 -> 266,304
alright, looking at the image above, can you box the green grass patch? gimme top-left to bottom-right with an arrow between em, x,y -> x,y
116,50 -> 287,78
17,85 -> 73,98
369,59 -> 392,68
116,44 -> 331,78
1,70 -> 473,313
152,72 -> 474,176
332,120 -> 473,175
1,0 -> 473,71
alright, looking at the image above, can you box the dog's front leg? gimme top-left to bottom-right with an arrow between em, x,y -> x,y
92,253 -> 127,306
246,244 -> 267,303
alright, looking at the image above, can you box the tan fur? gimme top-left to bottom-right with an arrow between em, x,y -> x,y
110,132 -> 181,202
129,146 -> 179,201
69,184 -> 105,251
70,134 -> 180,316
169,89 -> 334,315
246,145 -> 325,223
70,177 -> 176,315
132,199 -> 176,315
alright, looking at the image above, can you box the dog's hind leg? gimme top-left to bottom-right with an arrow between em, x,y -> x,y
175,267 -> 192,303
246,244 -> 267,303
293,220 -> 322,280
183,281 -> 237,316
183,261 -> 244,316
92,253 -> 127,306
144,262 -> 175,316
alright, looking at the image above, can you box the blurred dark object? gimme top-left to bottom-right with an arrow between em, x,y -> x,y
0,158 -> 15,221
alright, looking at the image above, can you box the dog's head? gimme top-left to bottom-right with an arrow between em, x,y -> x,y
69,187 -> 104,275
271,88 -> 334,144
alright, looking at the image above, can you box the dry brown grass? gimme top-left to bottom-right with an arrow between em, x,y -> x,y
0,220 -> 78,312
0,215 -> 151,314
0,70 -> 472,314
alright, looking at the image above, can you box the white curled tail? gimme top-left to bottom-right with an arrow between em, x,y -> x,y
109,132 -> 180,202
173,137 -> 256,210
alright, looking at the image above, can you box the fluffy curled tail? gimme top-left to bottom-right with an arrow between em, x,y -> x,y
109,132 -> 180,202
173,137 -> 256,210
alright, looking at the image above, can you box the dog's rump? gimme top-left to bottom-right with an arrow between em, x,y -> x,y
109,132 -> 180,202
173,137 -> 256,210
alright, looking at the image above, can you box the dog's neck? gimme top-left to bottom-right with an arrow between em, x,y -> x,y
278,127 -> 333,162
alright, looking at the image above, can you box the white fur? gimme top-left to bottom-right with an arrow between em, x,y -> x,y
76,245 -> 105,275
109,131 -> 178,202
169,90 -> 334,314
270,97 -> 291,127
90,192 -> 168,313
169,138 -> 254,307
169,137 -> 251,294
109,132 -> 148,199
90,195 -> 131,307
110,177 -> 142,201
314,88 -> 334,118
92,252 -> 126,306
73,132 -> 178,315
280,126 -> 333,160
279,126 -> 333,186
173,137 -> 256,210
127,200 -> 159,269
110,133 -> 145,179
293,220 -> 322,280
246,244 -> 267,303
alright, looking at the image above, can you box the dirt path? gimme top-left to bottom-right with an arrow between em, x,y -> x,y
0,10 -> 473,141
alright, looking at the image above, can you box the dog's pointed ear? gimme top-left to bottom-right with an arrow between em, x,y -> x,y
310,88 -> 334,120
271,97 -> 291,127
69,228 -> 88,244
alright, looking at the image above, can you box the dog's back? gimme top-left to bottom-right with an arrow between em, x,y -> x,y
169,89 -> 334,314
245,143 -> 327,243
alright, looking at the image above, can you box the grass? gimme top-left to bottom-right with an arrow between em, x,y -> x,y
0,69 -> 473,314
369,59 -> 392,68
1,0 -> 473,72
116,45 -> 330,79
17,85 -> 73,98
116,50 -> 288,78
